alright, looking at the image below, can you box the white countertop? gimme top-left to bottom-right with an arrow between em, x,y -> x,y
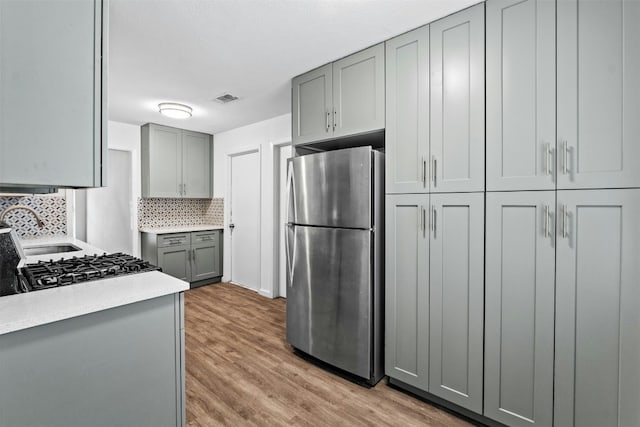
0,237 -> 189,336
139,224 -> 224,234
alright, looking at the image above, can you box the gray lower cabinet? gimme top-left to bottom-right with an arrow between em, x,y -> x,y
428,193 -> 484,413
429,4 -> 485,193
557,0 -> 640,190
554,189 -> 640,427
385,25 -> 430,194
142,123 -> 212,198
143,230 -> 222,284
484,191 -> 555,427
486,0 -> 556,191
292,43 -> 385,145
385,194 -> 429,390
0,294 -> 185,427
0,0 -> 106,189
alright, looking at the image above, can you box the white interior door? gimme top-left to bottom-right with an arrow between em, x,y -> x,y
278,145 -> 292,298
230,150 -> 261,290
86,149 -> 133,254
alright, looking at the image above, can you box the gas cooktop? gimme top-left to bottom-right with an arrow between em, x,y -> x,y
20,253 -> 161,292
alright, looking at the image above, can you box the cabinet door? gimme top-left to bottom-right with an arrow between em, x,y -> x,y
182,131 -> 211,198
191,243 -> 220,281
428,192 -> 484,412
486,0 -> 555,191
0,0 -> 104,188
385,194 -> 429,391
484,191 -> 555,426
430,4 -> 485,193
143,124 -> 182,198
555,189 -> 640,427
557,1 -> 640,189
158,245 -> 191,282
332,43 -> 385,139
385,26 -> 430,194
292,64 -> 333,145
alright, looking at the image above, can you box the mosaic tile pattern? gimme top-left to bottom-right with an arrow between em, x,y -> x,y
0,195 -> 67,239
204,198 -> 224,225
138,198 -> 224,229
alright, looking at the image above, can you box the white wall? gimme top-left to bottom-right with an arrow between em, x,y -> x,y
77,121 -> 141,255
213,113 -> 291,298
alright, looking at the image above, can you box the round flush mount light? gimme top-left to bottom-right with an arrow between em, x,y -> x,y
158,102 -> 192,119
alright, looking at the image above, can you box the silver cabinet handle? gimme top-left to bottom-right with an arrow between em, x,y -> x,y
560,204 -> 569,238
325,110 -> 330,132
421,206 -> 426,238
543,204 -> 550,238
421,157 -> 426,187
562,141 -> 569,175
191,248 -> 195,261
432,156 -> 437,187
431,205 -> 436,237
333,108 -> 337,131
183,183 -> 187,196
545,143 -> 552,176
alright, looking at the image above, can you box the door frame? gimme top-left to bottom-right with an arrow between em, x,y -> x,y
225,144 -> 262,291
270,139 -> 292,298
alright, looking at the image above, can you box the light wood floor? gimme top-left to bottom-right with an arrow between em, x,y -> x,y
184,283 -> 472,427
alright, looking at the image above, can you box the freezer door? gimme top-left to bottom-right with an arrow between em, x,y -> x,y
286,225 -> 372,379
290,146 -> 372,229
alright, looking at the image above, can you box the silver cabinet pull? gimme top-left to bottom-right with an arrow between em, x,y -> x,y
545,143 -> 552,176
421,206 -> 426,238
560,204 -> 569,238
431,205 -> 436,237
432,156 -> 437,187
325,110 -> 330,132
421,157 -> 427,187
543,204 -> 550,238
333,109 -> 337,131
183,183 -> 187,196
562,141 -> 569,175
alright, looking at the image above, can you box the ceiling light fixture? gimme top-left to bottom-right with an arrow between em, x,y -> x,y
158,102 -> 192,119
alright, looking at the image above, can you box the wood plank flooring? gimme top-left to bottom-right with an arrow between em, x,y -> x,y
184,283 -> 472,427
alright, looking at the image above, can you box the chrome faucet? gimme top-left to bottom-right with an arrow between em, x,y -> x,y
0,205 -> 45,228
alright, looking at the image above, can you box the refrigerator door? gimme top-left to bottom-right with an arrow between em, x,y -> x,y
286,224 -> 372,379
289,146 -> 372,229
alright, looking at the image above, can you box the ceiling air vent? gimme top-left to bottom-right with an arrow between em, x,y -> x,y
214,93 -> 239,104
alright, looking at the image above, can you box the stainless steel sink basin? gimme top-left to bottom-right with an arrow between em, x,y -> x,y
23,244 -> 82,256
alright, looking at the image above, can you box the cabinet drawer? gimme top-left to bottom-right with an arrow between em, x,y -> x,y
157,233 -> 191,248
191,231 -> 219,244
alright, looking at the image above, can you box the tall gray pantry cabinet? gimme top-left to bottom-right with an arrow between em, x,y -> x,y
484,1 -> 640,427
0,0 -> 107,190
385,1 -> 486,417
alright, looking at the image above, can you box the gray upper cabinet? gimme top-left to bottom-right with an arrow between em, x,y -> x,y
182,131 -> 212,198
428,193 -> 484,413
142,123 -> 212,199
555,189 -> 640,427
0,0 -> 106,189
385,25 -> 430,194
484,191 -> 555,427
385,194 -> 429,390
486,0 -> 556,191
430,4 -> 485,193
292,44 -> 385,145
557,0 -> 640,190
292,64 -> 333,145
332,43 -> 385,139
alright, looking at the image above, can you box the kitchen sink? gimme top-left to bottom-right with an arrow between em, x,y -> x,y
23,244 -> 82,256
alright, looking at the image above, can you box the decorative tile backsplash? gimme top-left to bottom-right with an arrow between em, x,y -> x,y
0,195 -> 67,239
138,198 -> 224,229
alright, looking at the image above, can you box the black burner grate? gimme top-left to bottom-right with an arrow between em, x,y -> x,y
21,253 -> 161,291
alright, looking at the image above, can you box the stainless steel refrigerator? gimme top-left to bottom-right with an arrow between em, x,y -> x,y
285,146 -> 383,385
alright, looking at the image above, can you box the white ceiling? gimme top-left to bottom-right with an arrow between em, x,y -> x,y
108,0 -> 479,135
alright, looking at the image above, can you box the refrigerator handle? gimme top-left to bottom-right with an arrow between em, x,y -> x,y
285,224 -> 295,287
286,158 -> 296,224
